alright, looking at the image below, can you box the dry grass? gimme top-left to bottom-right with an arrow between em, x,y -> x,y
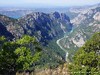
16,63 -> 70,75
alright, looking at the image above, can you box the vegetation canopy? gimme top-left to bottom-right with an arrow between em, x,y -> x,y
0,35 -> 42,75
68,32 -> 100,75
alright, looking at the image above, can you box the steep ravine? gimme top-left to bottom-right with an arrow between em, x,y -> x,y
57,5 -> 100,62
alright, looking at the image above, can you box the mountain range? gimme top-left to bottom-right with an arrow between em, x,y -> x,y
0,11 -> 73,67
0,3 -> 100,67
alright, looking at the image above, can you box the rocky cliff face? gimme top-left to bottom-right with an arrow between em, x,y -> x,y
0,12 -> 73,44
0,14 -> 24,39
93,12 -> 100,21
17,12 -> 72,44
71,6 -> 100,27
59,6 -> 100,61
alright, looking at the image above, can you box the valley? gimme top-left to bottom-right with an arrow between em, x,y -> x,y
0,2 -> 100,75
57,4 -> 100,61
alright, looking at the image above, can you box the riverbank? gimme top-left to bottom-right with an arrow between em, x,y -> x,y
56,37 -> 69,61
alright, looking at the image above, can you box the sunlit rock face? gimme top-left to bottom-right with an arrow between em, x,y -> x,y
93,12 -> 100,21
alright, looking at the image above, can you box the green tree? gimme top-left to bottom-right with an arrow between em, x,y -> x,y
69,32 -> 100,75
0,35 -> 41,75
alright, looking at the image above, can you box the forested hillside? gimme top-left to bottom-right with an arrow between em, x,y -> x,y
68,32 -> 100,75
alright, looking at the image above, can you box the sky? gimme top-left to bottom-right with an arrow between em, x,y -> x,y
0,0 -> 100,8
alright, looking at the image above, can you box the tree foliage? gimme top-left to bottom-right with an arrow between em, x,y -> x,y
0,35 -> 41,75
69,32 -> 100,75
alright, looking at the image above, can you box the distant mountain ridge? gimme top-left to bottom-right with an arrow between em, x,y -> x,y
0,10 -> 33,19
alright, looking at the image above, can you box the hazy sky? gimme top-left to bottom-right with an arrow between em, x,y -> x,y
0,0 -> 100,7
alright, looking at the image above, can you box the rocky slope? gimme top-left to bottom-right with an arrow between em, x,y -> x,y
58,6 -> 100,61
0,12 -> 73,66
0,22 -> 14,39
0,14 -> 24,39
0,12 -> 73,43
17,12 -> 72,44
